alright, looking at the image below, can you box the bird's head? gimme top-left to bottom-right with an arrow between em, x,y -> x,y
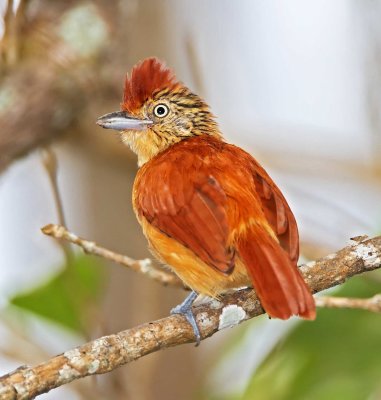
97,58 -> 220,166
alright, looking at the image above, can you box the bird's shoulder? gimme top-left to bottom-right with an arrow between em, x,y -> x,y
134,135 -> 272,207
133,135 -> 235,273
133,136 -> 227,215
136,135 -> 256,180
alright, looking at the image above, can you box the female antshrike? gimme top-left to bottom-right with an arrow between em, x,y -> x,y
97,58 -> 316,344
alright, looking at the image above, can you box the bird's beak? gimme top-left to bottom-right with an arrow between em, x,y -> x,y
96,111 -> 153,131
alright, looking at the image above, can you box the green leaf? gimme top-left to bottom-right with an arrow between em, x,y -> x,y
10,254 -> 105,333
242,275 -> 381,400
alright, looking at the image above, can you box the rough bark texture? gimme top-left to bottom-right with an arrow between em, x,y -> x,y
0,235 -> 380,399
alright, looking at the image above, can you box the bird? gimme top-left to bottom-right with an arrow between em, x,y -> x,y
97,57 -> 316,344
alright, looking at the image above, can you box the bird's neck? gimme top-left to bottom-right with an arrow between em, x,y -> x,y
122,128 -> 222,167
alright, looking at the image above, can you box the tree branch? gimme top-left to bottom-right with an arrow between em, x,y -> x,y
316,294 -> 381,313
1,235 -> 381,399
41,224 -> 184,288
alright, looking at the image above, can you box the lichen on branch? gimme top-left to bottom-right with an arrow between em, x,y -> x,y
0,235 -> 381,399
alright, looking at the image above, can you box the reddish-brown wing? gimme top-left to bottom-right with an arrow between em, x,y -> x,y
135,146 -> 235,274
212,141 -> 299,263
134,136 -> 314,319
250,159 -> 299,263
219,143 -> 313,319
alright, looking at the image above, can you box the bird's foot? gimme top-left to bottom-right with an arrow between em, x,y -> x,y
170,291 -> 201,346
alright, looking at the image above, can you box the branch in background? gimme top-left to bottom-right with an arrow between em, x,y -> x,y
0,14 -> 73,173
0,66 -> 84,174
0,2 -> 112,174
41,224 -> 184,288
0,235 -> 381,399
316,294 -> 381,313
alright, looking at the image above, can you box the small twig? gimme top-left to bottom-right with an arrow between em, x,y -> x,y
1,235 -> 381,399
41,224 -> 184,288
40,148 -> 74,264
316,294 -> 381,313
40,148 -> 67,229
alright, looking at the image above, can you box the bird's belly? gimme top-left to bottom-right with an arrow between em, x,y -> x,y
141,218 -> 251,298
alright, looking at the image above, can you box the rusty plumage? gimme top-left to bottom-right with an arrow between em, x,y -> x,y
98,58 -> 316,326
133,136 -> 315,319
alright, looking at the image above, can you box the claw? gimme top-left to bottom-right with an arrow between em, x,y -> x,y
170,291 -> 201,346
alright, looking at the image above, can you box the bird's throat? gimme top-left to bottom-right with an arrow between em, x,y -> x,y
121,129 -> 182,166
122,126 -> 223,167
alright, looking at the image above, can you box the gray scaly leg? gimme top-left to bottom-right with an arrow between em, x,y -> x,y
170,291 -> 201,345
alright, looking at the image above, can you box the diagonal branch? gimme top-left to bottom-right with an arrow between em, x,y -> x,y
1,235 -> 381,399
41,224 -> 184,288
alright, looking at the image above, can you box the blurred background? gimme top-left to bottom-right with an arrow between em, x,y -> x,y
1,0 -> 381,399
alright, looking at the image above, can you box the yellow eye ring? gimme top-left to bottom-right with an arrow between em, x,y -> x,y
153,104 -> 169,118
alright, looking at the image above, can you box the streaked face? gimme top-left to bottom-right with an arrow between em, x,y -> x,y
98,86 -> 217,139
96,57 -> 220,165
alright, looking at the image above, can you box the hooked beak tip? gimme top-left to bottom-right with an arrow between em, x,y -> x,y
96,118 -> 105,127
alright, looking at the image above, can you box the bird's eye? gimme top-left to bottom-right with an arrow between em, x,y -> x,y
153,104 -> 169,118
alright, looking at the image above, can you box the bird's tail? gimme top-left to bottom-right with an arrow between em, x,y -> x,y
238,229 -> 316,320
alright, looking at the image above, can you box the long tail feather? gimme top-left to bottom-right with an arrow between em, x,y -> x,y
238,230 -> 315,320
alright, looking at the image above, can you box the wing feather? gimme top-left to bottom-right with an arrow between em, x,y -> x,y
252,169 -> 299,263
137,157 -> 235,274
133,136 -> 314,319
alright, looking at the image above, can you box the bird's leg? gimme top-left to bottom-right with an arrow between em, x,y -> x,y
170,291 -> 201,345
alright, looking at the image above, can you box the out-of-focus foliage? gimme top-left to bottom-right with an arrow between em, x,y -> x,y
236,275 -> 381,400
58,4 -> 108,59
10,254 -> 105,333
